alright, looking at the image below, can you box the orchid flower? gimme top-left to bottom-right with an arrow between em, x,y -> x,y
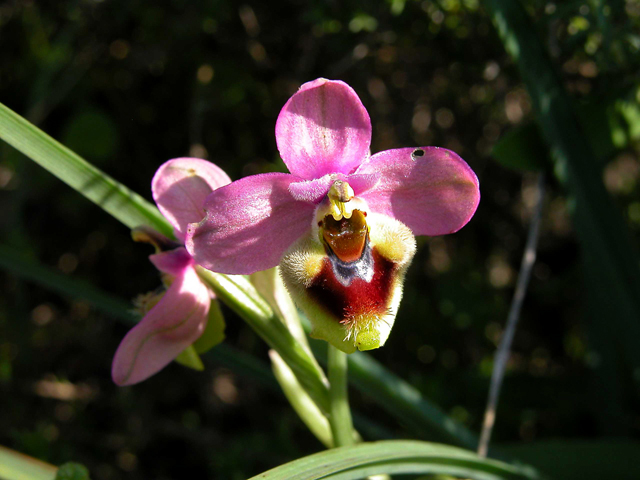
111,158 -> 231,386
186,78 -> 480,353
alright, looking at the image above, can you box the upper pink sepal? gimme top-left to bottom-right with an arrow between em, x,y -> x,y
111,265 -> 210,386
152,158 -> 231,241
356,147 -> 480,236
275,78 -> 372,179
185,172 -> 316,274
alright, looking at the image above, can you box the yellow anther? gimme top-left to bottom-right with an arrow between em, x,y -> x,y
327,180 -> 355,220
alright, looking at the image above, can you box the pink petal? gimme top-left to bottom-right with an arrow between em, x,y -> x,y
149,247 -> 193,276
185,172 -> 316,274
275,78 -> 372,179
111,265 -> 210,386
152,158 -> 231,241
356,147 -> 480,236
288,172 -> 380,203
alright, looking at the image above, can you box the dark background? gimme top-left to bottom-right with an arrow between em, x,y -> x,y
1,0 -> 639,478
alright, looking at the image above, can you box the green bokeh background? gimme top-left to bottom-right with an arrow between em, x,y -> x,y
1,0 -> 639,478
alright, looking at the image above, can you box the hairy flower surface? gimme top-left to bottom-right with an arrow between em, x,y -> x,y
112,158 -> 230,385
186,78 -> 480,352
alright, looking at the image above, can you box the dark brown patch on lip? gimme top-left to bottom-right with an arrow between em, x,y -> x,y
307,245 -> 396,323
322,210 -> 367,263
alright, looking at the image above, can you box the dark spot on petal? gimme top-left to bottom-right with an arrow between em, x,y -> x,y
412,148 -> 425,158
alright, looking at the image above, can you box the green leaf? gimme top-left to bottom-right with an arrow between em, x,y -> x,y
247,440 -> 540,480
482,0 -> 640,406
174,345 -> 205,371
193,300 -> 226,354
492,124 -> 548,172
493,89 -> 640,172
54,463 -> 90,480
0,445 -> 57,480
0,102 -> 172,237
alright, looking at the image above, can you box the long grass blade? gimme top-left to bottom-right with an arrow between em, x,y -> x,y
247,440 -> 540,480
0,102 -> 172,237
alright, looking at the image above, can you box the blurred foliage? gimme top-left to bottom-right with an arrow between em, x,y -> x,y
0,0 -> 639,479
55,462 -> 91,480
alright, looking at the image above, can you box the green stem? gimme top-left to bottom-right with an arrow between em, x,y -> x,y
327,344 -> 354,447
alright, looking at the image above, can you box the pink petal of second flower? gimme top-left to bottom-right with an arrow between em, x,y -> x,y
356,147 -> 480,236
185,172 -> 316,274
111,266 -> 210,386
275,78 -> 372,179
152,158 -> 231,241
149,247 -> 193,277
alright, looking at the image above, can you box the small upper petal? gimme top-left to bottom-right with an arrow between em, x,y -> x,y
275,78 -> 372,179
185,172 -> 316,274
149,247 -> 193,276
111,265 -> 210,386
152,158 -> 231,241
356,147 -> 480,236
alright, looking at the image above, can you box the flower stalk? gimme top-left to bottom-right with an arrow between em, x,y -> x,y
328,344 -> 355,447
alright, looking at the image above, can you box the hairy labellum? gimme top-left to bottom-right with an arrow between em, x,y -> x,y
280,200 -> 416,353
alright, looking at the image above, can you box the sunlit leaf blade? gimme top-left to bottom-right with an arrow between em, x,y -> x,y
247,440 -> 540,480
0,445 -> 57,480
0,102 -> 172,237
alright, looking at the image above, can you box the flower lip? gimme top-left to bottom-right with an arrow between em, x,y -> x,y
307,241 -> 392,322
324,234 -> 375,287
